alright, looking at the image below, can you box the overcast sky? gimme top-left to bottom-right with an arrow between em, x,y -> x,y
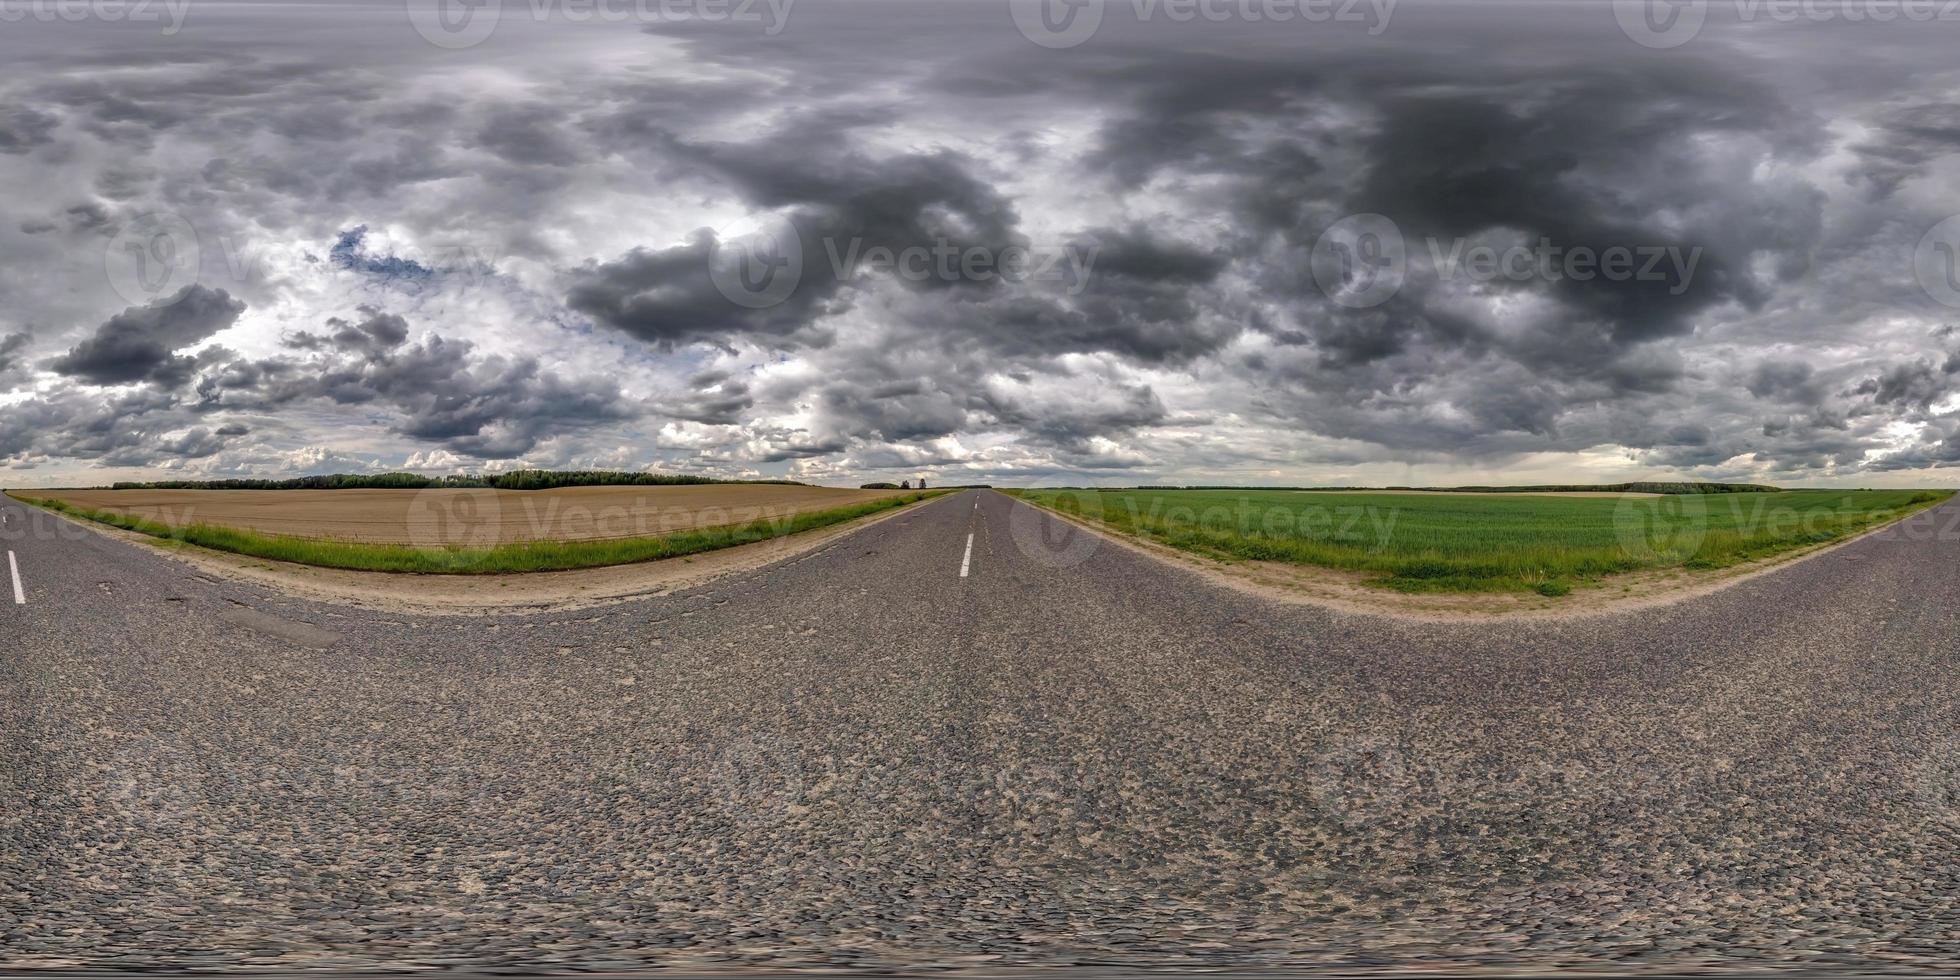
4,0 -> 1960,488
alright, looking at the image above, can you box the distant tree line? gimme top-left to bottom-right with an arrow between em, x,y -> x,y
111,470 -> 805,491
1070,482 -> 1783,494
1406,482 -> 1781,494
858,479 -> 996,490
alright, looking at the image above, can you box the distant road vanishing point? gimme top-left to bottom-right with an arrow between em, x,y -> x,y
3,490 -> 1957,973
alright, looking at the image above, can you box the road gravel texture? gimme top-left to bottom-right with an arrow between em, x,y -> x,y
2,490 -> 1957,974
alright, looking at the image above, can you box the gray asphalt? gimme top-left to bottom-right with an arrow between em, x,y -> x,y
1,489 -> 1957,974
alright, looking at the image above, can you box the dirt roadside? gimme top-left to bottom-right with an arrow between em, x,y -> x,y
25,484 -> 907,546
18,493 -> 937,616
1011,493 -> 1941,623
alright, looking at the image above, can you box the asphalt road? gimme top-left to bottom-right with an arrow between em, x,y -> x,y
2,490 -> 1957,974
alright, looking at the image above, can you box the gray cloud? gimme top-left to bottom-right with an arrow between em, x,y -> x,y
4,3 -> 1960,485
198,312 -> 636,460
0,331 -> 30,383
48,285 -> 245,387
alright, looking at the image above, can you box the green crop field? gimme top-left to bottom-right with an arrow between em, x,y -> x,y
1009,488 -> 1952,595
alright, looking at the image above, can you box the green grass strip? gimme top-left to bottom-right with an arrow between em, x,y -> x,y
1005,487 -> 1953,595
7,490 -> 944,575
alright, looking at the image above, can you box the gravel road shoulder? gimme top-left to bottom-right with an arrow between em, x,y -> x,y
6,491 -> 939,615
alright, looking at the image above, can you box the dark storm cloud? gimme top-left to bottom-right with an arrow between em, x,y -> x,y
0,331 -> 30,382
566,226 -> 846,350
284,306 -> 412,355
569,118 -> 1028,350
48,285 -> 246,387
0,387 -> 214,466
476,104 -> 586,168
594,9 -> 1866,472
1046,227 -> 1238,363
9,3 -> 1960,482
979,379 -> 1169,453
660,371 -> 754,426
1748,360 -> 1826,405
1851,102 -> 1960,199
200,313 -> 636,459
1859,357 -> 1960,411
0,107 -> 57,154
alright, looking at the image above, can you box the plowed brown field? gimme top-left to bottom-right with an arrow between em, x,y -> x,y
32,485 -> 908,547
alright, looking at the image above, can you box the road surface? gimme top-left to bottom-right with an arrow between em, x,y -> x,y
2,490 -> 1957,973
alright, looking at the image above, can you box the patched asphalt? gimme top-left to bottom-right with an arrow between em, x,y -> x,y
2,490 -> 1956,974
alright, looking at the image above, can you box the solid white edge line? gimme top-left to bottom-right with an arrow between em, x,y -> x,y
959,533 -> 974,578
7,551 -> 22,605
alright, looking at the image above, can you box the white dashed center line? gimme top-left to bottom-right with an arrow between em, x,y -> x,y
959,533 -> 974,578
7,551 -> 23,605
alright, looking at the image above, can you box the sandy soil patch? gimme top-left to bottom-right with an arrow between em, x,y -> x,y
21,493 -> 935,616
30,485 -> 906,547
